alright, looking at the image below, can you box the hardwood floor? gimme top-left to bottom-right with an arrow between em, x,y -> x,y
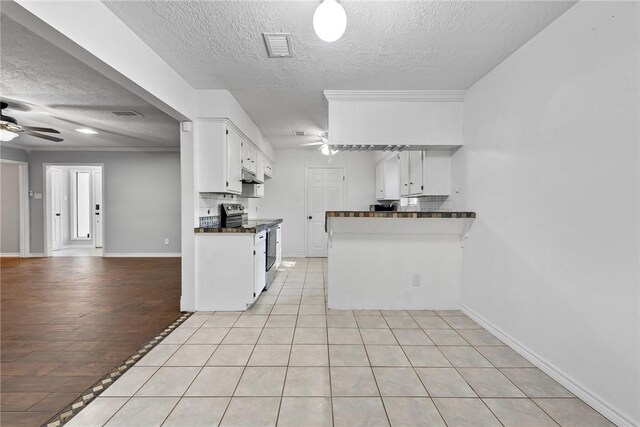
0,257 -> 182,427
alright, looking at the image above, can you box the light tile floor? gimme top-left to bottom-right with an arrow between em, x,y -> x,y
67,258 -> 615,427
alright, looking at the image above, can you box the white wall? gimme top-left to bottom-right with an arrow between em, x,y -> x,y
260,149 -> 377,257
1,163 -> 21,255
452,2 -> 639,426
28,150 -> 181,256
0,146 -> 29,163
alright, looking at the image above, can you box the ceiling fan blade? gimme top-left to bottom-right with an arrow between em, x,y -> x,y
21,126 -> 60,134
22,130 -> 64,142
300,142 -> 324,147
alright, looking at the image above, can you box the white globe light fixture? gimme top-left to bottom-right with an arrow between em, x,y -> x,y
313,0 -> 347,42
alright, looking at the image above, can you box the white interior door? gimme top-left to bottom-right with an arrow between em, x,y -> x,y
50,168 -> 62,251
93,170 -> 103,248
306,168 -> 345,257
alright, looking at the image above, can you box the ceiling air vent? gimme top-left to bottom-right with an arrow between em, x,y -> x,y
263,33 -> 293,58
292,130 -> 305,137
112,111 -> 143,117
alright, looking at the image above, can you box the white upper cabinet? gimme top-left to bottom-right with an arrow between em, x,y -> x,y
254,151 -> 265,183
375,157 -> 400,201
396,149 -> 452,197
242,141 -> 258,175
196,119 -> 273,194
399,151 -> 410,197
422,150 -> 451,196
242,183 -> 264,198
226,128 -> 244,194
196,120 -> 243,194
409,151 -> 423,196
263,158 -> 273,178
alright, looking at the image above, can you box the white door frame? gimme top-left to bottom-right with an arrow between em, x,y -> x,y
304,166 -> 347,257
0,159 -> 30,258
44,163 -> 105,256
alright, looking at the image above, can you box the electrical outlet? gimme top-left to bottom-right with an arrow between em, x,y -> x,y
164,238 -> 170,245
411,273 -> 421,287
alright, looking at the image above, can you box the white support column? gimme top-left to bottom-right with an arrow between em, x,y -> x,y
180,122 -> 196,311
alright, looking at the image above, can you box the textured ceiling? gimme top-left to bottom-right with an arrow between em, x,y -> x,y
0,15 -> 179,150
104,0 -> 575,148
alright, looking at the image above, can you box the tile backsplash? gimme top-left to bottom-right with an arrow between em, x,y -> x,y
401,196 -> 453,212
199,193 -> 249,227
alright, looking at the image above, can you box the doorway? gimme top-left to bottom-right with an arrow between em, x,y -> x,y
0,160 -> 29,257
45,164 -> 104,257
305,167 -> 346,257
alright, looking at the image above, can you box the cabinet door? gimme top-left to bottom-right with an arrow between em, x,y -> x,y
255,151 -> 265,183
226,127 -> 243,194
256,184 -> 264,197
375,162 -> 385,200
264,159 -> 273,178
242,141 -> 250,172
409,151 -> 423,195
399,151 -> 410,196
243,144 -> 257,174
422,150 -> 451,196
254,237 -> 266,298
383,157 -> 400,200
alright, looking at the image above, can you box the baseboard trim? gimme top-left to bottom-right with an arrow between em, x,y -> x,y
461,304 -> 635,427
0,253 -> 20,257
28,253 -> 46,258
282,253 -> 307,258
102,252 -> 182,258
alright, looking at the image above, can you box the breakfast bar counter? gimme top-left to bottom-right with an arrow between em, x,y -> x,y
325,211 -> 475,311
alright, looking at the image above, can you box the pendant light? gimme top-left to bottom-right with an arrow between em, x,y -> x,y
313,0 -> 347,42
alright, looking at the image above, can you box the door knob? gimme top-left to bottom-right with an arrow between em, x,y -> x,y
308,216 -> 312,220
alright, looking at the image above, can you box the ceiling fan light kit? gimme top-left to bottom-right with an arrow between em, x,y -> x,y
0,101 -> 64,143
0,128 -> 18,142
313,0 -> 347,42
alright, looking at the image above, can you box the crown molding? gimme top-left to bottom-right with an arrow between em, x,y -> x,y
323,90 -> 466,102
24,146 -> 179,153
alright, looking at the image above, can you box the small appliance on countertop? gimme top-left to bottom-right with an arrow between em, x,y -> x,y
220,203 -> 247,227
370,204 -> 395,212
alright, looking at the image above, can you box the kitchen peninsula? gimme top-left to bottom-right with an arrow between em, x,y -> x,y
326,211 -> 475,310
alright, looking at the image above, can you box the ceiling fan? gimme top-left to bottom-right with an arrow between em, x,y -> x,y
0,101 -> 63,142
299,132 -> 338,156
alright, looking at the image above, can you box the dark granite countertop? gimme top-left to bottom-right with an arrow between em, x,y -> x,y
325,211 -> 475,231
195,218 -> 283,234
326,211 -> 475,219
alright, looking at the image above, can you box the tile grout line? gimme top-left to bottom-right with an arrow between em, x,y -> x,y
273,264 -> 296,426
43,312 -> 193,427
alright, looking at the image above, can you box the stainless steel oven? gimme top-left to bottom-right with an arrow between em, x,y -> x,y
266,226 -> 277,288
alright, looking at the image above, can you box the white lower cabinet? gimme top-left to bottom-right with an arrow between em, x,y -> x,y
196,232 -> 267,311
